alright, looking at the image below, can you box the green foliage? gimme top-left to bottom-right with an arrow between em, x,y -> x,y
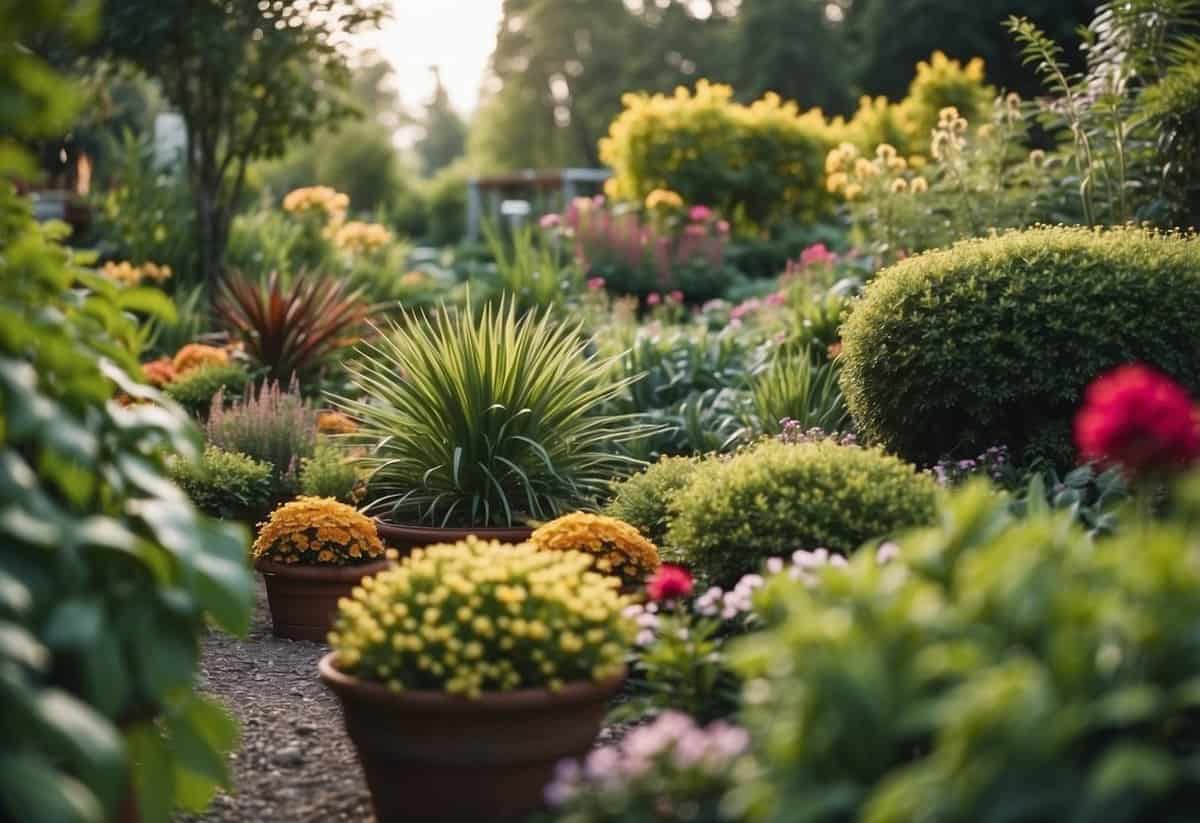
743,351 -> 848,436
839,226 -> 1200,467
668,439 -> 938,586
1139,39 -> 1200,226
2,6 -> 253,817
298,441 -> 360,504
341,299 -> 649,527
224,210 -> 304,280
167,446 -> 274,522
900,50 -> 995,152
421,159 -> 469,247
481,222 -> 580,316
732,479 -> 1200,822
414,67 -> 467,177
604,456 -> 704,551
163,362 -> 250,418
600,81 -> 836,230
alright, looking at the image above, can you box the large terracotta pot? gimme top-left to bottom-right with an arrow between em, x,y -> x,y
256,558 -> 389,642
319,652 -> 623,823
373,519 -> 533,557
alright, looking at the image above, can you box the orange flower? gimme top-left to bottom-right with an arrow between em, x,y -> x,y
172,343 -> 229,375
141,357 -> 177,387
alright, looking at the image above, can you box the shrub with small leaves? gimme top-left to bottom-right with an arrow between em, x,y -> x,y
167,445 -> 274,521
163,361 -> 250,417
530,512 -> 660,586
604,456 -> 704,552
299,441 -> 361,504
328,538 -> 634,697
252,496 -> 385,566
840,226 -> 1200,467
668,439 -> 937,586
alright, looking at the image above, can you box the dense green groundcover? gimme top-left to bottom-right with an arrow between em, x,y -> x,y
839,225 -> 1200,467
667,439 -> 938,586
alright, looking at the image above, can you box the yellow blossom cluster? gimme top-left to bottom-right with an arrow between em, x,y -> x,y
644,188 -> 684,211
101,260 -> 172,287
316,410 -> 358,435
530,512 -> 660,585
825,141 -> 929,202
930,106 -> 968,161
328,537 -> 634,698
282,186 -> 349,222
171,343 -> 229,376
331,220 -> 393,255
253,496 -> 385,566
399,270 -> 429,288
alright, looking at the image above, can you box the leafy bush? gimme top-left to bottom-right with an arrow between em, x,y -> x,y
252,496 -> 385,566
743,351 -> 848,436
163,361 -> 250,417
600,80 -> 835,230
167,445 -> 275,521
604,456 -> 703,551
839,226 -> 1200,467
298,440 -> 360,503
481,222 -> 579,316
342,300 -> 648,527
898,50 -> 994,152
732,480 -> 1200,823
668,439 -> 937,586
329,538 -> 633,696
205,379 -> 318,498
214,271 -> 367,386
1139,40 -> 1200,227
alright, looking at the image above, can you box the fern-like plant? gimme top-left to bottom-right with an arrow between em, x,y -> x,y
744,350 -> 849,436
339,299 -> 651,527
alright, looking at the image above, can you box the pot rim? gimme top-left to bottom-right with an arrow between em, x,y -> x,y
372,519 -> 535,542
254,556 -> 390,582
318,651 -> 624,712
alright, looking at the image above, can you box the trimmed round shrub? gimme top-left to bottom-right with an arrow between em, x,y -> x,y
164,361 -> 250,417
840,226 -> 1200,467
604,456 -> 704,552
667,439 -> 937,586
167,445 -> 274,522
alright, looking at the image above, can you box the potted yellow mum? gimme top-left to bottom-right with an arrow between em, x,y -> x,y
253,496 -> 388,640
319,537 -> 633,823
529,511 -> 660,590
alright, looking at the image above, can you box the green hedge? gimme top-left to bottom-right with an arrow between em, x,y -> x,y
667,439 -> 937,586
603,455 -> 703,552
839,226 -> 1200,466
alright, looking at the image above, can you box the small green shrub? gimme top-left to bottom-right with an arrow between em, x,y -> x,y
299,441 -> 360,503
164,361 -> 250,417
732,480 -> 1200,823
167,445 -> 274,521
604,455 -> 704,552
668,439 -> 937,586
840,226 -> 1200,467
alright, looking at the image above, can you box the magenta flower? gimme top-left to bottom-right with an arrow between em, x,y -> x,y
799,242 -> 837,267
668,290 -> 684,303
646,292 -> 662,306
689,205 -> 714,222
539,213 -> 561,229
586,277 -> 606,291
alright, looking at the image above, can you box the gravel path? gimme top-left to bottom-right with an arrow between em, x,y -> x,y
182,578 -> 637,822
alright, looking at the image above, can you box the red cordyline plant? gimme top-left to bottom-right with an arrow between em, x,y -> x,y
215,270 -> 368,384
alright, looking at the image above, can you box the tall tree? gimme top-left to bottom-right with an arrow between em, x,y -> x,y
415,66 -> 467,177
94,0 -> 388,285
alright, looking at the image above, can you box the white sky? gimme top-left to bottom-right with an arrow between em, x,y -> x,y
360,0 -> 505,119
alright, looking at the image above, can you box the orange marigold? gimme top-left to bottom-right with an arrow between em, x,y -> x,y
529,512 -> 660,584
317,410 -> 357,434
141,357 -> 177,387
253,496 -> 386,566
173,343 -> 229,376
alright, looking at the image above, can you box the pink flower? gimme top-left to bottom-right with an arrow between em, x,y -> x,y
647,564 -> 694,601
799,242 -> 837,267
539,213 -> 561,229
683,223 -> 708,237
689,205 -> 713,222
646,292 -> 662,306
668,290 -> 684,303
1075,363 -> 1200,477
765,291 -> 786,307
716,220 -> 730,234
586,277 -> 606,291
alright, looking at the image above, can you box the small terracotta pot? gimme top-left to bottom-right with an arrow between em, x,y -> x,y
256,557 -> 389,642
373,520 -> 533,557
319,652 -> 623,823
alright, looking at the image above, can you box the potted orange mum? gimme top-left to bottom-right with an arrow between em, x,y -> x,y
253,496 -> 388,641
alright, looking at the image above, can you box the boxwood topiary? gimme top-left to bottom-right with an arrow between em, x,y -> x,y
667,439 -> 937,586
839,226 -> 1200,467
604,455 -> 704,553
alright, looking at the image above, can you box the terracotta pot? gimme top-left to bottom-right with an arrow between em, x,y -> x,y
256,557 -> 389,642
319,652 -> 623,823
373,519 -> 533,557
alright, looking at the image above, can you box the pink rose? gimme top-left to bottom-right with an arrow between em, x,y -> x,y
646,292 -> 662,306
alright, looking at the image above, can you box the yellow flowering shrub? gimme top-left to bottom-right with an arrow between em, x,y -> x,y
330,220 -> 393,255
100,260 -> 172,287
900,51 -> 993,152
600,80 -> 836,229
252,496 -> 385,566
172,343 -> 229,376
316,410 -> 357,435
530,512 -> 660,585
329,538 -> 634,697
644,188 -> 684,212
281,185 -> 350,223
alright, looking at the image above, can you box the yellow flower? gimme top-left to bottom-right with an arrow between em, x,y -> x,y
843,183 -> 863,201
530,512 -> 660,584
644,188 -> 684,211
331,220 -> 393,255
875,143 -> 898,162
253,496 -> 385,566
853,158 -> 878,179
317,410 -> 357,434
910,176 -> 929,194
891,178 -> 909,194
1029,149 -> 1046,167
825,172 -> 849,193
603,177 -> 621,200
172,343 -> 228,376
282,186 -> 350,222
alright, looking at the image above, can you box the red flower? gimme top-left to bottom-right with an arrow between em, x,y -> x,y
646,564 -> 694,601
1075,363 -> 1200,477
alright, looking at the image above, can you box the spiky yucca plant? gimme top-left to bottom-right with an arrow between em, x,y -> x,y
340,299 -> 651,527
215,271 -> 367,384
